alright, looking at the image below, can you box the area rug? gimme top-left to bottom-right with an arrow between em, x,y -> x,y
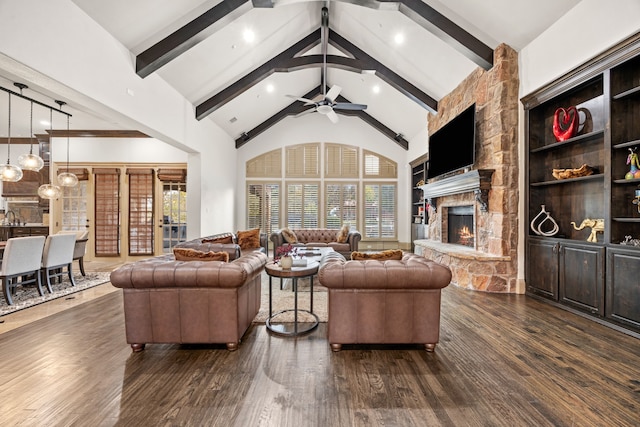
253,272 -> 328,323
0,272 -> 112,317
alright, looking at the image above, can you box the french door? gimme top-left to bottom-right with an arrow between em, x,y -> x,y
53,164 -> 186,263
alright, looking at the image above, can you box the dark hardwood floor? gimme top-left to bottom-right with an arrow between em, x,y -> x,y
0,285 -> 638,426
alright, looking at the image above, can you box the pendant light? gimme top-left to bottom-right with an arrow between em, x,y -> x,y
17,85 -> 44,171
37,108 -> 62,200
0,92 -> 24,182
57,113 -> 78,187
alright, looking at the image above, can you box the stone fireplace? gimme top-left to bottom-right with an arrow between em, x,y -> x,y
413,44 -> 520,293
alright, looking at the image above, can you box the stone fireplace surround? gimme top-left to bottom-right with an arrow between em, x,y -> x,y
413,44 -> 519,293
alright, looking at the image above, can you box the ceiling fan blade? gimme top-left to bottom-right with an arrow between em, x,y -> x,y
325,85 -> 342,103
286,94 -> 317,105
333,102 -> 367,111
326,109 -> 339,124
295,108 -> 317,118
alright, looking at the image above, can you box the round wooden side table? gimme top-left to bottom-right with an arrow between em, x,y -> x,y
264,260 -> 320,336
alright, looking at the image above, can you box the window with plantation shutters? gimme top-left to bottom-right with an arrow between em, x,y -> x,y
286,143 -> 319,178
325,183 -> 357,230
247,182 -> 280,235
364,183 -> 397,239
94,168 -> 120,256
363,150 -> 397,178
287,183 -> 319,228
246,149 -> 282,178
127,168 -> 154,255
325,144 -> 358,178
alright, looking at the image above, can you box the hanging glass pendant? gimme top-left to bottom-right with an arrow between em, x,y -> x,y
37,183 -> 62,199
18,152 -> 45,171
18,101 -> 44,171
0,163 -> 23,182
57,171 -> 78,187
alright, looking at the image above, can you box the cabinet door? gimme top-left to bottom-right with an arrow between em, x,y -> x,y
559,243 -> 604,315
526,239 -> 558,300
606,247 -> 640,331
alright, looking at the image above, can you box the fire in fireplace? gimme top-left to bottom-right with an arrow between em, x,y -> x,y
447,205 -> 475,247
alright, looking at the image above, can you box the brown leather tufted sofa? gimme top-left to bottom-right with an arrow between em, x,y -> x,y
175,232 -> 268,256
110,243 -> 267,352
318,251 -> 452,352
270,228 -> 361,258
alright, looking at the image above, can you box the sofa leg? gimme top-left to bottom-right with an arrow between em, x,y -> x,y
330,343 -> 342,352
131,343 -> 145,352
226,342 -> 239,352
425,343 -> 436,352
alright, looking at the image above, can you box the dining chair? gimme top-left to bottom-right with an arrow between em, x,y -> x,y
41,233 -> 77,293
57,230 -> 89,276
1,236 -> 46,305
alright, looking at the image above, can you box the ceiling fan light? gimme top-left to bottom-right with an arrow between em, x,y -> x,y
18,153 -> 44,171
317,105 -> 333,115
38,183 -> 62,200
58,171 -> 78,187
0,163 -> 23,182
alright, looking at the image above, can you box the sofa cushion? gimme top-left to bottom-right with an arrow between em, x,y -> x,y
236,228 -> 261,250
336,225 -> 350,243
202,235 -> 234,244
281,227 -> 298,244
328,242 -> 350,253
350,249 -> 403,261
173,248 -> 229,262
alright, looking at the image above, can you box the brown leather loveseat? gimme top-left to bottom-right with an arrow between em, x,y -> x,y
318,251 -> 452,352
270,227 -> 361,258
110,239 -> 267,352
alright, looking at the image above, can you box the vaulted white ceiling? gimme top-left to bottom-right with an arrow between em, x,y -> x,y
1,0 -> 582,147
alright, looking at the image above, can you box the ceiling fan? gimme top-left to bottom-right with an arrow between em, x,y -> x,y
286,6 -> 367,124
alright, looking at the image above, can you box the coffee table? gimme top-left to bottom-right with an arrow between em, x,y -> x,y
264,247 -> 332,336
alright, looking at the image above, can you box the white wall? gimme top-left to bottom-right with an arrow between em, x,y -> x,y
236,113 -> 414,242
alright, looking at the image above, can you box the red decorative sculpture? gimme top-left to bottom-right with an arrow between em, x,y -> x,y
553,106 -> 579,142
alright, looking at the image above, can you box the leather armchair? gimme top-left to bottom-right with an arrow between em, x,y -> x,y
318,251 -> 452,352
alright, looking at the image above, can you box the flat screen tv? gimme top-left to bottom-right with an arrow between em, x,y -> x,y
427,103 -> 476,179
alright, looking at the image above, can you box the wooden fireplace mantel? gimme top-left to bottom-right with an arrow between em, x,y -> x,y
419,169 -> 494,212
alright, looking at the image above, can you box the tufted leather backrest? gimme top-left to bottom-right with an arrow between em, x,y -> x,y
292,228 -> 339,244
319,252 -> 452,290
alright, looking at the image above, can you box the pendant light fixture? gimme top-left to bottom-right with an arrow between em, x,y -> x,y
0,92 -> 24,182
18,99 -> 45,171
37,108 -> 62,200
57,113 -> 78,187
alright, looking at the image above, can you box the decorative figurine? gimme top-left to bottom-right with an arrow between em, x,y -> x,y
625,147 -> 640,179
530,205 -> 559,236
553,106 -> 579,142
570,218 -> 604,242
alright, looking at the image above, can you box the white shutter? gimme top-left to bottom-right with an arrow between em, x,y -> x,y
325,182 -> 357,230
247,182 -> 281,234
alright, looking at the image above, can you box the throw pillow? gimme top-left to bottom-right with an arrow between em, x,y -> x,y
202,234 -> 234,244
281,227 -> 298,244
336,224 -> 350,243
351,249 -> 404,261
173,248 -> 229,262
236,228 -> 261,250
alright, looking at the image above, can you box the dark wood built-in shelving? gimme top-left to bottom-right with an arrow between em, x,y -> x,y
523,32 -> 640,336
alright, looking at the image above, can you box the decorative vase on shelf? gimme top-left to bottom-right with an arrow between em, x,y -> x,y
280,256 -> 293,270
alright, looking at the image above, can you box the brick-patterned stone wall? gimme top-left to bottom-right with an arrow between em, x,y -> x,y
419,44 -> 519,293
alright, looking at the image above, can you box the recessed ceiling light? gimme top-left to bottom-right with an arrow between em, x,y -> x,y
394,33 -> 405,45
266,83 -> 275,93
372,85 -> 381,94
243,29 -> 255,43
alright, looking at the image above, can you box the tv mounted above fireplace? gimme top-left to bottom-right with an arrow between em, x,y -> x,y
427,103 -> 476,179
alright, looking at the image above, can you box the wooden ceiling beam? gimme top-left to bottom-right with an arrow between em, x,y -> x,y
135,0 -> 254,78
196,29 -> 321,120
